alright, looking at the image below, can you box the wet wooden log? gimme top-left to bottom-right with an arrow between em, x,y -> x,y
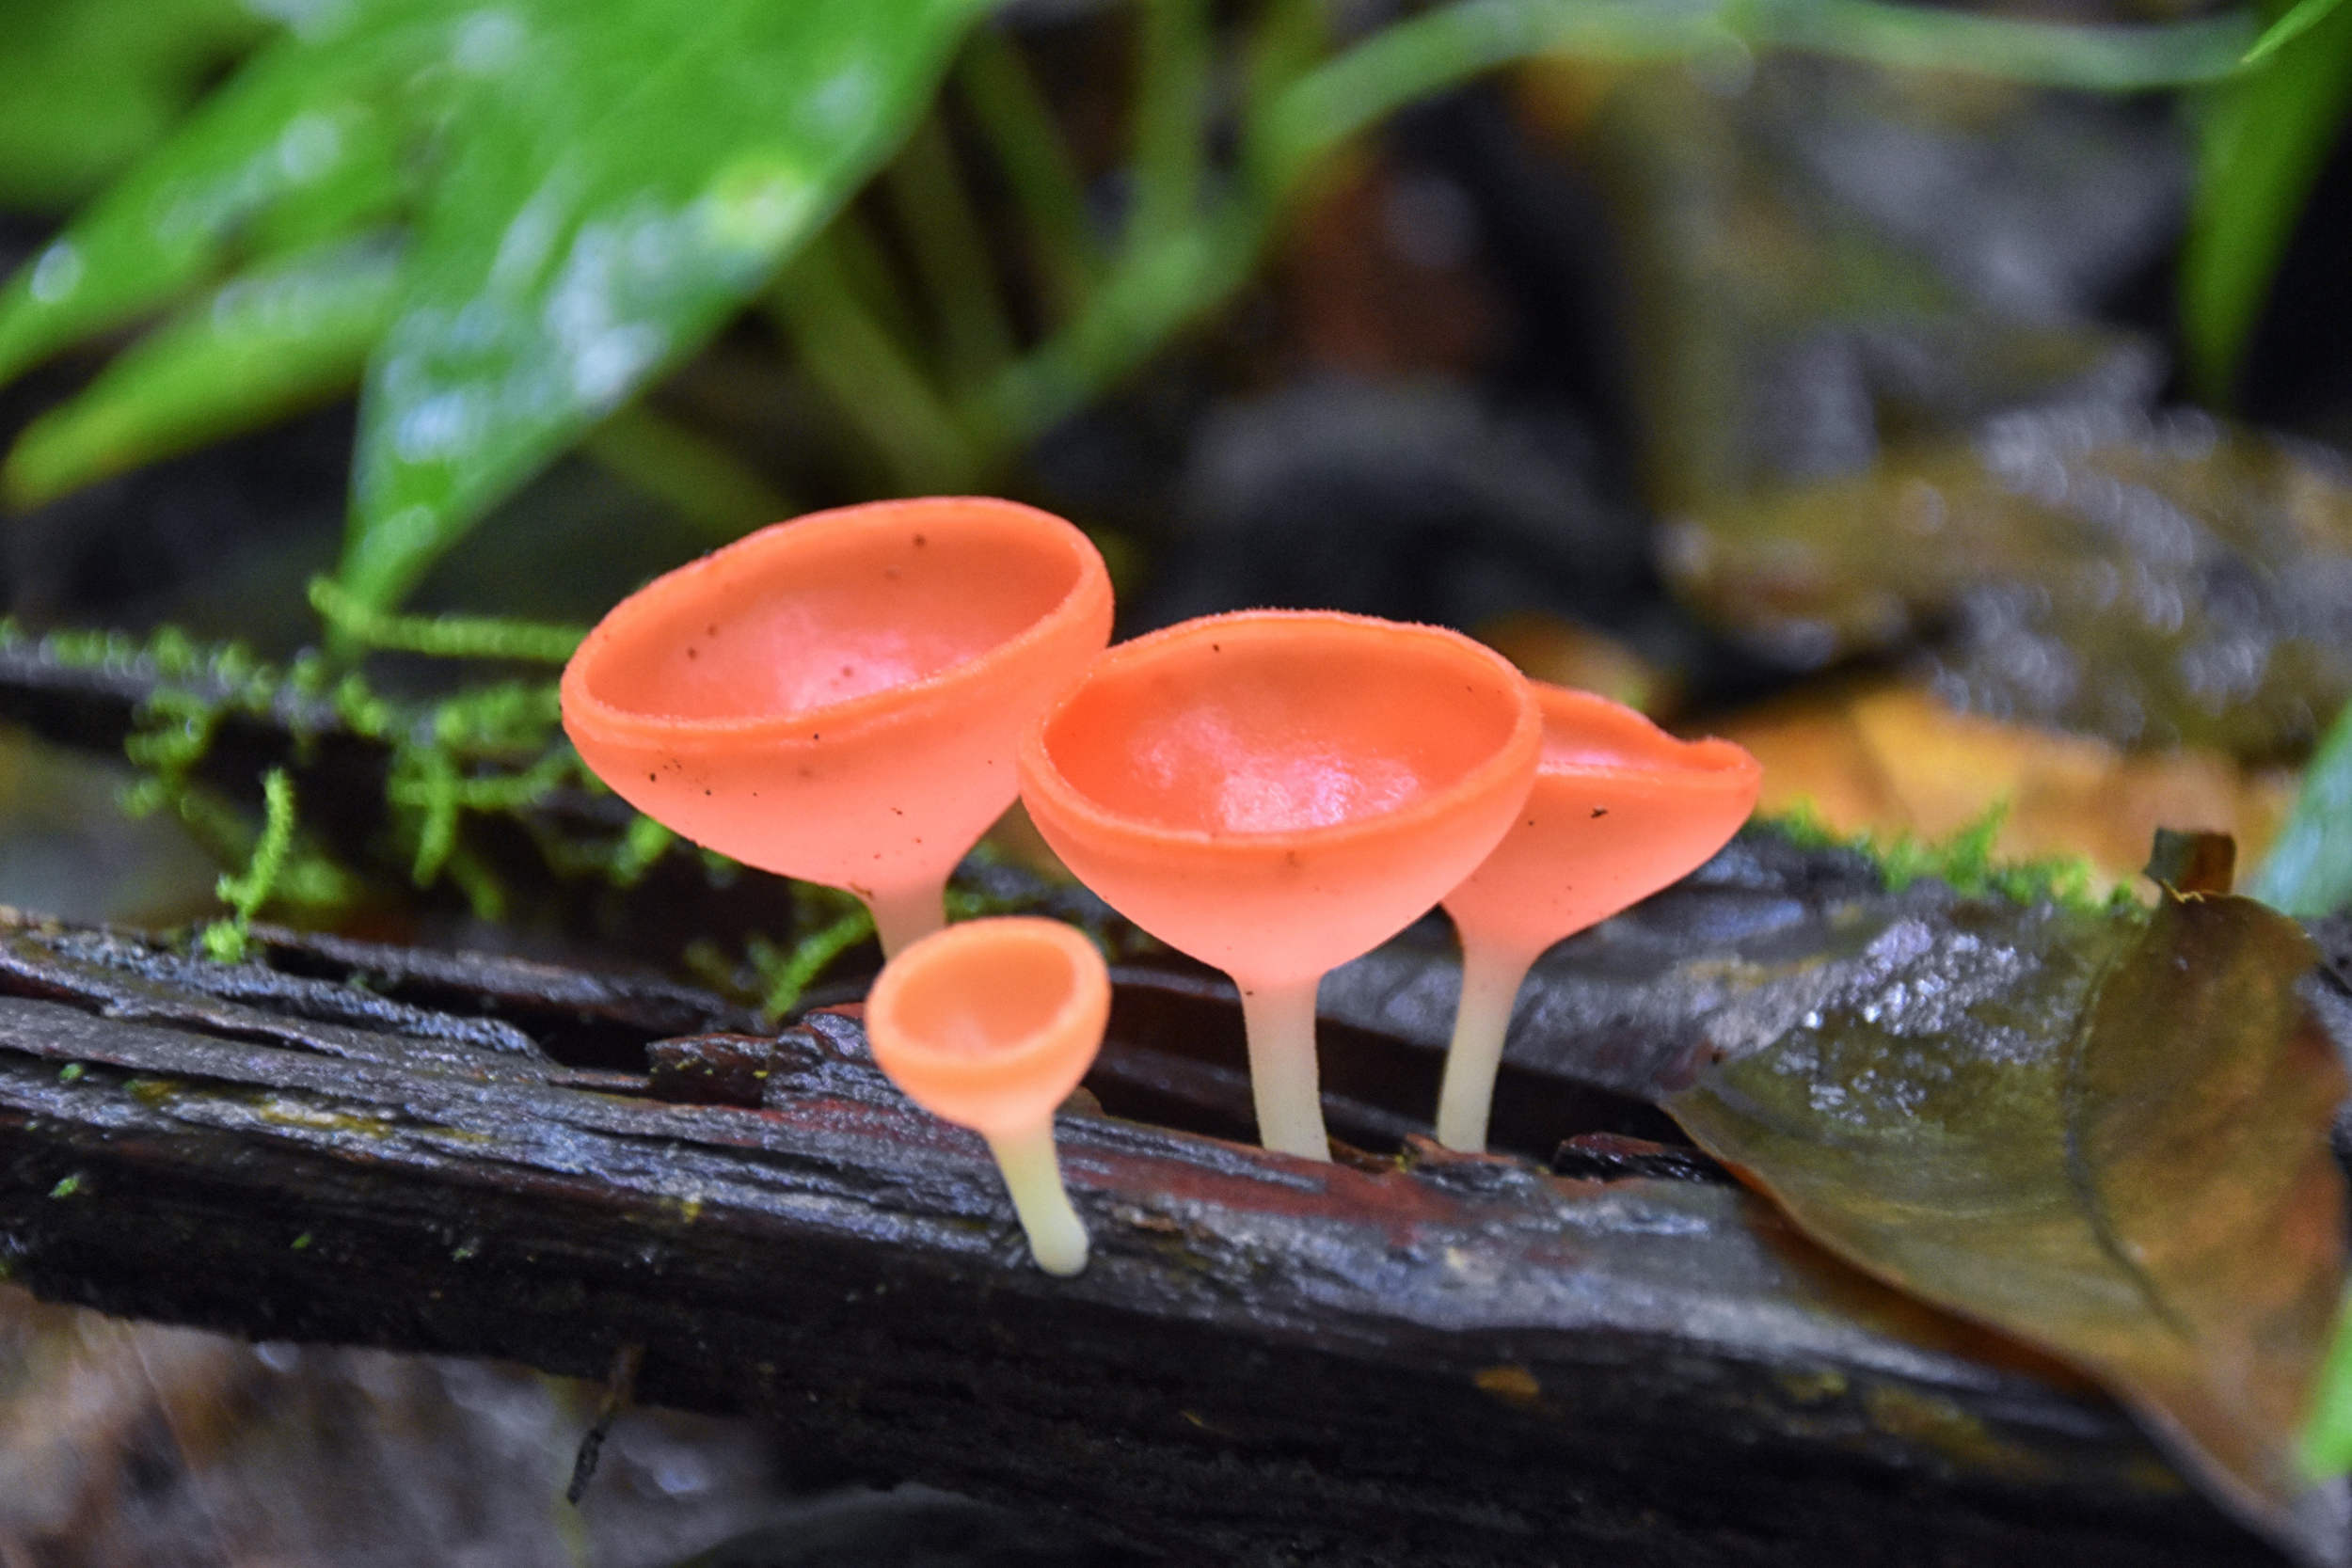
0,907 -> 2288,1567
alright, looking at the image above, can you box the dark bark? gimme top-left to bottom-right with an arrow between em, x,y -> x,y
0,908 -> 2287,1567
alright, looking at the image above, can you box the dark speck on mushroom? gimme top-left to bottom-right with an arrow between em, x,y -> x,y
914,532 -> 928,546
1591,807 -> 1608,818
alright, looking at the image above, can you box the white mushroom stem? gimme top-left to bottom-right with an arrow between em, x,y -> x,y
986,1121 -> 1089,1275
1238,975 -> 1330,1161
865,879 -> 947,961
1435,941 -> 1539,1153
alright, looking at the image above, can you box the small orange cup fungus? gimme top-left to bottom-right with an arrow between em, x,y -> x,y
1019,610 -> 1540,1160
865,916 -> 1110,1275
561,498 -> 1113,957
1436,684 -> 1760,1151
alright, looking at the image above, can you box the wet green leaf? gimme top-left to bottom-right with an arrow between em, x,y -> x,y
0,0 -> 267,210
2183,0 -> 2352,401
338,0 -> 984,610
0,0 -> 982,608
0,5 -> 418,388
5,235 -> 401,507
1668,891 -> 2350,1561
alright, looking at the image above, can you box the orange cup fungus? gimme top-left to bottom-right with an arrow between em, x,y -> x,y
1436,683 -> 1760,1151
561,498 -> 1113,957
1019,610 -> 1540,1160
865,916 -> 1111,1275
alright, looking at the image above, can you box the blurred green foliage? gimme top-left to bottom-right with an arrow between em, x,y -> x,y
2183,0 -> 2352,401
0,0 -> 2261,626
2250,698 -> 2352,915
0,0 -> 267,208
2245,0 -> 2348,65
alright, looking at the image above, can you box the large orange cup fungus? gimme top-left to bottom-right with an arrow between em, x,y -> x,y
561,498 -> 1113,957
1019,610 -> 1540,1161
866,916 -> 1110,1275
1436,684 -> 1760,1152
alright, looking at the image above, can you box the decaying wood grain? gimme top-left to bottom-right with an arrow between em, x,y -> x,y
0,906 -> 2292,1567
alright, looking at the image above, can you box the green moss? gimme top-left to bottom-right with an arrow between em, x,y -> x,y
47,1174 -> 81,1199
3,613 -> 647,942
1761,800 -> 2130,914
8,610 -> 1082,990
56,1062 -> 84,1084
753,899 -> 877,1021
308,578 -> 584,663
202,768 -> 299,961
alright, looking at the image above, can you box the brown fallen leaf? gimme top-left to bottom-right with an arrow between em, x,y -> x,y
1718,676 -> 2296,896
1668,889 -> 2349,1562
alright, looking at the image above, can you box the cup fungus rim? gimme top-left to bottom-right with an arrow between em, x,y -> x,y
561,496 -> 1112,748
864,915 -> 1111,1090
1527,683 -> 1762,797
1019,609 -> 1542,858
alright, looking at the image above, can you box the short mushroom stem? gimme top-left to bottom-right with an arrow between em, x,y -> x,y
985,1121 -> 1089,1276
1239,977 -> 1331,1162
1436,941 -> 1540,1153
866,879 -> 948,961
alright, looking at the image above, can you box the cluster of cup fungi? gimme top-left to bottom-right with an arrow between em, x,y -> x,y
560,498 -> 1760,1275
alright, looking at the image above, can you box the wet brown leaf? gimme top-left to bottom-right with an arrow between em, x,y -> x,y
2146,829 -> 2238,897
1664,411 -> 2352,760
1668,891 -> 2350,1562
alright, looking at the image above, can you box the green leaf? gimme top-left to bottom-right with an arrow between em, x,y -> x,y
1668,891 -> 2349,1560
2247,0 -> 2351,64
5,235 -> 400,507
0,0 -> 268,209
0,5 -> 420,388
2183,0 -> 2352,402
338,0 -> 986,611
2250,700 -> 2352,916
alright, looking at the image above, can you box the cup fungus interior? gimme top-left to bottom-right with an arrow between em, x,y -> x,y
1536,687 -> 1755,784
866,918 -> 1108,1135
574,511 -> 1089,728
1039,615 -> 1527,839
884,935 -> 1088,1062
